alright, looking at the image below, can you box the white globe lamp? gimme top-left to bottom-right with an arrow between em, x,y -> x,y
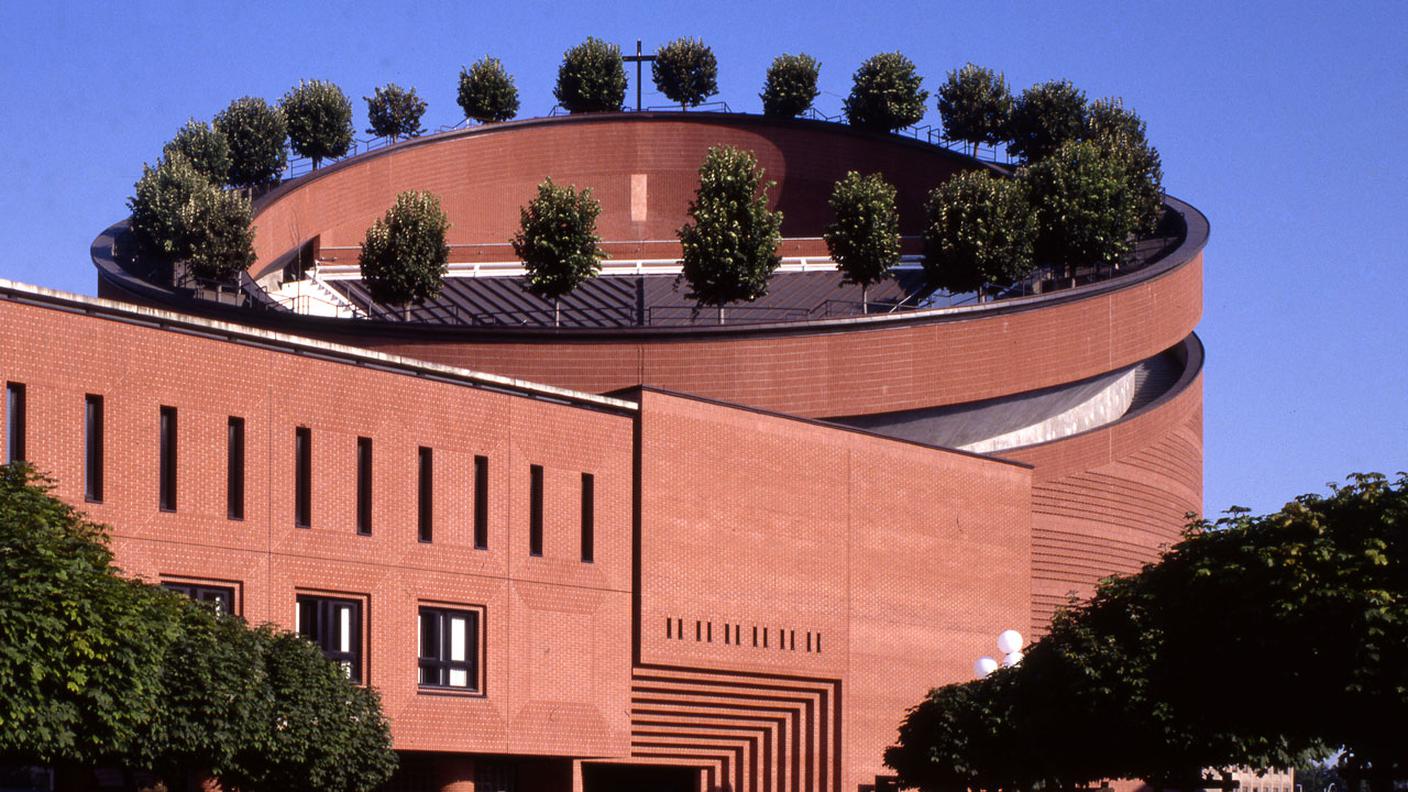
973,656 -> 999,678
996,629 -> 1024,655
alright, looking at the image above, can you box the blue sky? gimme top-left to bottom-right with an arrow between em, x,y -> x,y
0,1 -> 1403,516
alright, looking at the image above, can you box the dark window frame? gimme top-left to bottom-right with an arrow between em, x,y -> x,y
356,437 -> 372,536
528,464 -> 543,557
159,406 -> 177,512
473,455 -> 489,550
296,593 -> 363,684
294,426 -> 311,528
227,417 -> 245,520
417,446 -> 433,543
580,472 -> 595,563
5,382 -> 25,464
84,394 -> 103,503
162,581 -> 238,616
418,605 -> 483,693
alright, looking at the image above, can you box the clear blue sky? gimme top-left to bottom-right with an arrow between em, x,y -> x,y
0,1 -> 1403,516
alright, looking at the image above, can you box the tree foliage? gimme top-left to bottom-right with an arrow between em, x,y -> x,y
1007,79 -> 1088,163
677,145 -> 784,315
365,83 -> 427,141
937,64 -> 1014,152
127,154 -> 255,282
358,190 -> 451,309
824,171 -> 900,310
922,170 -> 1037,296
184,185 -> 257,281
280,80 -> 355,169
1021,138 -> 1140,272
1085,97 -> 1165,234
760,53 -> 821,118
162,119 -> 231,185
843,52 -> 929,132
887,472 -> 1408,792
652,37 -> 718,109
458,57 -> 520,123
213,96 -> 288,188
511,178 -> 607,309
554,37 -> 627,113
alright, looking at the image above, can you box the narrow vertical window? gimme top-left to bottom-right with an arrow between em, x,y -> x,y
227,417 -> 245,520
5,382 -> 25,464
417,446 -> 433,543
159,406 -> 177,511
294,427 -> 311,527
580,472 -> 595,563
473,455 -> 489,549
528,464 -> 543,557
84,395 -> 103,502
356,437 -> 372,536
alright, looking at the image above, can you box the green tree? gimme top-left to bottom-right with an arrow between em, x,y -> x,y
364,83 -> 427,141
1085,97 -> 1165,234
1007,79 -> 1088,162
843,52 -> 929,133
922,170 -> 1037,298
554,37 -> 628,113
936,63 -> 1014,155
824,171 -> 900,312
760,53 -> 821,118
1021,138 -> 1140,275
358,190 -> 451,313
511,178 -> 607,326
458,56 -> 520,123
162,119 -> 231,184
652,37 -> 718,109
677,145 -> 784,323
183,184 -> 257,282
127,153 -> 210,262
280,80 -> 355,169
213,96 -> 288,188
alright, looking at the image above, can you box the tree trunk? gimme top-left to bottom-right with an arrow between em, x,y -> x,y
718,305 -> 725,325
554,298 -> 561,327
862,284 -> 869,314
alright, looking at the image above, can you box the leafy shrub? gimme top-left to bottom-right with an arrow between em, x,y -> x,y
554,37 -> 627,113
843,52 -> 929,132
760,53 -> 821,118
365,83 -> 427,140
358,190 -> 451,309
652,37 -> 718,109
280,80 -> 355,168
458,57 -> 520,123
213,97 -> 288,188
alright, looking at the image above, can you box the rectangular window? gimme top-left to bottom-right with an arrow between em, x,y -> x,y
418,606 -> 480,691
417,447 -> 433,543
84,395 -> 103,502
163,581 -> 237,615
159,406 -> 177,511
356,437 -> 372,536
294,427 -> 311,527
5,382 -> 25,464
580,472 -> 595,563
473,455 -> 489,550
227,417 -> 245,520
528,464 -> 543,557
296,595 -> 362,683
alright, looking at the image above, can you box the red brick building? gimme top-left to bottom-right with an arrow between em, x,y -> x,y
11,112 -> 1204,791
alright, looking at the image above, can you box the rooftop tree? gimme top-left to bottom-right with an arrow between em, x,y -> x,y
213,96 -> 288,188
511,178 -> 608,326
922,170 -> 1037,298
1085,97 -> 1165,234
184,186 -> 257,282
162,119 -> 231,184
1021,138 -> 1140,276
936,63 -> 1014,156
652,37 -> 718,109
843,52 -> 929,133
127,153 -> 210,262
677,145 -> 784,323
760,53 -> 821,118
280,80 -> 355,169
365,83 -> 427,141
458,56 -> 520,123
1007,79 -> 1088,162
554,37 -> 628,113
823,171 -> 901,312
358,190 -> 451,316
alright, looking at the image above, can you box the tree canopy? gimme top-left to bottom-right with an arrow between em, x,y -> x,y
760,53 -> 821,119
1007,79 -> 1088,163
458,56 -> 520,123
365,83 -> 427,141
1021,138 -> 1140,273
922,170 -> 1037,297
1085,97 -> 1165,234
511,178 -> 607,323
677,145 -> 783,319
886,472 -> 1408,792
652,37 -> 718,109
358,190 -> 451,310
127,154 -> 256,282
280,80 -> 355,169
843,52 -> 929,133
213,96 -> 288,188
162,119 -> 231,185
937,64 -> 1014,153
554,37 -> 627,113
824,171 -> 901,311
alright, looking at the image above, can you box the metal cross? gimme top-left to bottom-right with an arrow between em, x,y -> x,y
622,40 -> 655,111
